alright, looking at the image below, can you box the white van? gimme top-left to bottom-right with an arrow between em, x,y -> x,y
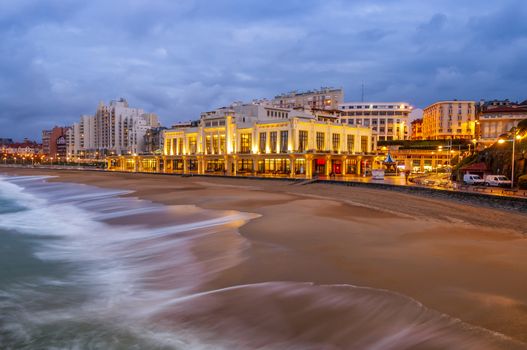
463,174 -> 484,185
484,175 -> 512,187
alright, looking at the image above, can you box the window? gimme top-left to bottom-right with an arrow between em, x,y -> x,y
280,131 -> 288,153
188,136 -> 197,154
332,133 -> 340,152
360,136 -> 368,153
270,131 -> 277,153
316,132 -> 325,151
298,130 -> 308,152
212,135 -> 219,154
220,135 -> 226,154
348,119 -> 355,125
259,132 -> 267,153
206,135 -> 212,154
240,133 -> 251,153
380,119 -> 386,125
347,135 -> 355,153
177,137 -> 183,155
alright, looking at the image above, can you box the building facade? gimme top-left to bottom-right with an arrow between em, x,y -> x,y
422,101 -> 476,140
41,126 -> 72,158
143,127 -> 167,154
108,103 -> 376,178
68,99 -> 160,159
479,105 -> 527,144
410,119 -> 423,140
338,102 -> 411,141
272,87 -> 344,110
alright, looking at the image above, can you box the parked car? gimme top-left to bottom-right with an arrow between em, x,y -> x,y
484,175 -> 512,187
463,174 -> 485,185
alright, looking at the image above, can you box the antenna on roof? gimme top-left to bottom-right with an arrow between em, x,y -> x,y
361,81 -> 365,102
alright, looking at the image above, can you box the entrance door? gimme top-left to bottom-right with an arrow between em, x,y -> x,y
313,159 -> 326,175
332,160 -> 342,175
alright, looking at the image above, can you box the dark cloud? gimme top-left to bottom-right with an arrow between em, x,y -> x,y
0,0 -> 526,140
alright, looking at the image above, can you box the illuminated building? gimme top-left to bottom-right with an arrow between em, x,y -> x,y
338,102 -> 411,141
478,101 -> 527,145
271,87 -> 343,110
108,103 -> 376,178
411,119 -> 423,140
422,101 -> 476,140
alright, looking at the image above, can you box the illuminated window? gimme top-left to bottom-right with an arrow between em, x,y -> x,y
316,132 -> 325,151
280,131 -> 288,153
240,133 -> 251,153
332,133 -> 340,152
298,130 -> 308,152
259,132 -> 267,153
270,131 -> 277,153
347,135 -> 355,153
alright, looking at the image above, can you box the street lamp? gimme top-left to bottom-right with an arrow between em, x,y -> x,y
498,127 -> 522,189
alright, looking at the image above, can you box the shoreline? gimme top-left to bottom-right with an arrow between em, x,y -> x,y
3,165 -> 527,213
2,167 -> 527,346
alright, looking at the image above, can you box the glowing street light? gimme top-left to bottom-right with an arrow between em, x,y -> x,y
498,128 -> 522,189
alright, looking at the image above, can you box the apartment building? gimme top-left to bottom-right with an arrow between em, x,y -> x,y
422,101 -> 476,140
41,126 -> 72,158
272,87 -> 344,110
338,102 -> 411,141
68,98 -> 160,158
411,119 -> 423,140
478,100 -> 527,144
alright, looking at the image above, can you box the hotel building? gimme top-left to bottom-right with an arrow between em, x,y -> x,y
422,101 -> 476,140
338,102 -> 411,141
478,100 -> 527,145
68,98 -> 160,159
108,103 -> 376,178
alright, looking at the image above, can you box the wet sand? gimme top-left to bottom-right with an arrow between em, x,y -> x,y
2,168 -> 527,347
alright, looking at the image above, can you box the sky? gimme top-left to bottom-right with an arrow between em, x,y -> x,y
1,0 -> 527,140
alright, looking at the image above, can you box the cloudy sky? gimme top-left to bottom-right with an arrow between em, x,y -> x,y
1,0 -> 527,139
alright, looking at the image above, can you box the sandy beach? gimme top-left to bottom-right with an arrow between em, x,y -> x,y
2,167 -> 527,348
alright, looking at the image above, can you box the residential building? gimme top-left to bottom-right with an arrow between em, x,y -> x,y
94,98 -> 159,156
478,102 -> 527,145
272,87 -> 344,110
338,102 -> 412,141
143,127 -> 167,154
422,101 -> 476,140
41,126 -> 72,158
68,98 -> 160,158
411,119 -> 423,140
108,103 -> 376,178
68,115 -> 96,158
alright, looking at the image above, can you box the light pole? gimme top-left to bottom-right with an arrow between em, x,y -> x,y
498,127 -> 520,189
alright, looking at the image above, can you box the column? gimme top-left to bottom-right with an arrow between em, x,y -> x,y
226,155 -> 232,176
325,155 -> 331,176
356,156 -> 362,175
155,157 -> 160,173
183,156 -> 188,174
341,156 -> 347,176
198,156 -> 205,175
289,155 -> 296,178
306,155 -> 313,179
